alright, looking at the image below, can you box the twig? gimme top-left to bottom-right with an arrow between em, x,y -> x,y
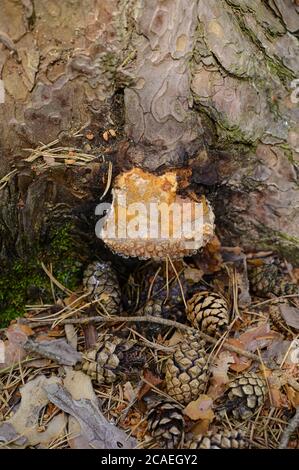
127,327 -> 174,353
22,314 -> 262,363
251,294 -> 299,308
279,407 -> 299,449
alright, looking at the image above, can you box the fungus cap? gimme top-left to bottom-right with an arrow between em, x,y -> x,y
99,168 -> 215,260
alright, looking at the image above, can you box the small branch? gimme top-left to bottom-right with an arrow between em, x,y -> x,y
287,378 -> 299,392
22,314 -> 262,363
279,406 -> 299,449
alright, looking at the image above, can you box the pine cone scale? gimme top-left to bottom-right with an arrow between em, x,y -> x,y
187,291 -> 229,336
165,333 -> 208,404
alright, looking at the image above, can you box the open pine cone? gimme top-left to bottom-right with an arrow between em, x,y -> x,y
82,334 -> 144,384
184,429 -> 248,449
186,291 -> 229,336
217,372 -> 267,420
137,298 -> 171,339
165,333 -> 208,404
83,260 -> 121,315
248,264 -> 298,298
141,270 -> 187,323
147,401 -> 185,449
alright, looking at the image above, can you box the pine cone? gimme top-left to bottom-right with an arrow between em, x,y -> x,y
83,261 -> 121,315
165,333 -> 208,404
248,264 -> 298,298
186,291 -> 229,336
184,429 -> 248,449
138,298 -> 171,339
82,334 -> 144,384
217,372 -> 267,420
141,271 -> 187,323
147,401 -> 185,449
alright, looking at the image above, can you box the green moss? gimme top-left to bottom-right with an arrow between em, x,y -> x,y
0,223 -> 83,327
253,223 -> 299,265
279,143 -> 297,165
265,58 -> 295,85
0,259 -> 50,327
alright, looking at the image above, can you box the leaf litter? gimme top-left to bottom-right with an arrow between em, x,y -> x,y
0,245 -> 299,449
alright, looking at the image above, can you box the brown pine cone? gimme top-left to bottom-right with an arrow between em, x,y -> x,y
82,334 -> 144,384
184,429 -> 248,449
83,261 -> 121,315
217,372 -> 267,420
165,333 -> 208,404
248,264 -> 298,298
137,298 -> 171,339
141,270 -> 187,323
186,291 -> 229,336
147,401 -> 185,449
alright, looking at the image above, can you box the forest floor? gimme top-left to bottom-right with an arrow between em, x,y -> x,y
0,240 -> 299,449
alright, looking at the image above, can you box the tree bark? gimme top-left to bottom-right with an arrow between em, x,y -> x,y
0,0 -> 298,301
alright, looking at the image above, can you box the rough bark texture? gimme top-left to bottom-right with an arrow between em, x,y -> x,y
0,0 -> 298,321
124,0 -> 202,170
124,0 -> 299,260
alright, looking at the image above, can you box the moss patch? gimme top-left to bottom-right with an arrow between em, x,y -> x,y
0,223 -> 83,327
253,223 -> 299,265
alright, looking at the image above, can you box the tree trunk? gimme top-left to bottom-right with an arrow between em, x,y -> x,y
0,0 -> 298,321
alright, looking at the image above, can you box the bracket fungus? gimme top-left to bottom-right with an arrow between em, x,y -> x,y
98,168 -> 215,260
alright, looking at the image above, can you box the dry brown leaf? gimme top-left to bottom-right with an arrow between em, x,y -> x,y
267,369 -> 291,408
0,375 -> 66,447
138,369 -> 163,399
237,322 -> 272,351
120,410 -> 148,439
190,419 -> 210,436
285,385 -> 299,407
1,323 -> 34,367
269,387 -> 285,408
224,338 -> 252,372
208,351 -> 235,398
63,369 -> 97,449
124,382 -> 136,402
227,322 -> 280,369
183,395 -> 214,421
6,323 -> 34,341
166,330 -> 184,347
47,329 -> 65,337
279,304 -> 299,330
